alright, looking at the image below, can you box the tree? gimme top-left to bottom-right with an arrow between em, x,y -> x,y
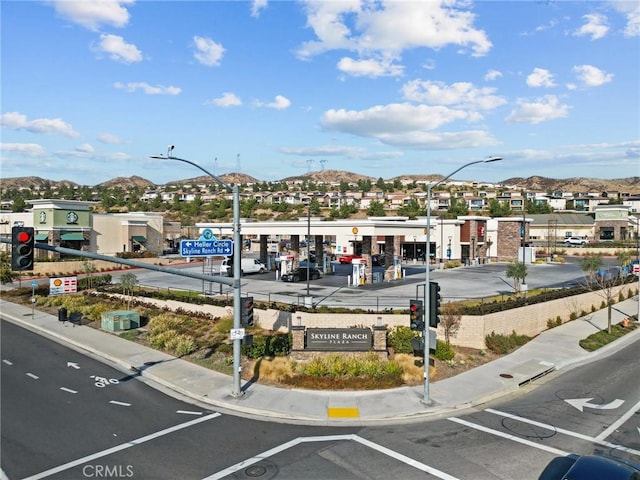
82,258 -> 98,289
397,199 -> 422,219
525,199 -> 552,214
0,252 -> 19,285
309,198 -> 322,216
367,200 -> 386,217
488,199 -> 511,217
579,255 -> 603,285
119,272 -> 138,310
505,262 -> 528,294
447,197 -> 468,217
441,302 -> 462,345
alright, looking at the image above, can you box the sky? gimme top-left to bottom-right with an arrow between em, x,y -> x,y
1,0 -> 639,186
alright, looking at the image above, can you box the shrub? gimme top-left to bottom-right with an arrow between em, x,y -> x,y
387,326 -> 418,354
619,291 -> 625,302
569,311 -> 578,321
434,339 -> 455,361
485,330 -> 531,354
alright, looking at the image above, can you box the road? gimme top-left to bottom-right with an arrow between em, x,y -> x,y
2,319 -> 638,480
107,258 -> 601,309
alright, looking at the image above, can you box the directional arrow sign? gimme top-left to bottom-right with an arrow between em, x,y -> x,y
180,239 -> 233,257
67,362 -> 80,369
565,397 -> 625,412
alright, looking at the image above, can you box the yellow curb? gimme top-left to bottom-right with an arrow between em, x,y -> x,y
327,407 -> 359,418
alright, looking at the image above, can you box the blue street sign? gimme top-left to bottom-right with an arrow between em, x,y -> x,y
31,280 -> 37,287
180,239 -> 234,257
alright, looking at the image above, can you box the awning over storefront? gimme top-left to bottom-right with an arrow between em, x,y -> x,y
60,233 -> 84,241
35,234 -> 48,241
131,235 -> 146,243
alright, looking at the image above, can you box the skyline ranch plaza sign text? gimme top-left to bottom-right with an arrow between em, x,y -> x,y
306,328 -> 372,351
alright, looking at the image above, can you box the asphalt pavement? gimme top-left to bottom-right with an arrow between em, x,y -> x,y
2,293 -> 639,426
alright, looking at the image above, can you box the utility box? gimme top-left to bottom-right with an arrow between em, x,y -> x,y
101,310 -> 140,332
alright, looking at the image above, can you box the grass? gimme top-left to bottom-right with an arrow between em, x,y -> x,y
579,322 -> 639,352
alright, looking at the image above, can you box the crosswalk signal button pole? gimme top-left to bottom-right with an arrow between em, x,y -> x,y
11,226 -> 35,271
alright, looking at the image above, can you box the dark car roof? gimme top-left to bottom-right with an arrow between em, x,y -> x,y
563,455 -> 640,480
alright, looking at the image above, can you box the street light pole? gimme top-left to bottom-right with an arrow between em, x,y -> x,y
150,147 -> 244,397
423,156 -> 502,404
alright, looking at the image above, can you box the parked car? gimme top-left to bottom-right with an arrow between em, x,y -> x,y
563,236 -> 588,247
561,454 -> 640,480
281,267 -> 322,282
339,254 -> 363,264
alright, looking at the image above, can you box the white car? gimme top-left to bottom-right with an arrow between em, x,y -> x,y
563,236 -> 588,247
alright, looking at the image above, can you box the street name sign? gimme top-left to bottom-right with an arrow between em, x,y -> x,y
180,239 -> 233,257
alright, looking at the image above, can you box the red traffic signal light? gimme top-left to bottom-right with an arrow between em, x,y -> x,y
11,226 -> 35,271
409,299 -> 423,331
240,296 -> 254,327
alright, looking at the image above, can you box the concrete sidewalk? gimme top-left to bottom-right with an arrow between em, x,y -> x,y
1,297 -> 639,426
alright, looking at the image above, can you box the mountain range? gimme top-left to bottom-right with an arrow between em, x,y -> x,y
1,171 -> 638,194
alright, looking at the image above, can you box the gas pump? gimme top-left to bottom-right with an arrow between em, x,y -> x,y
280,255 -> 294,276
393,255 -> 402,279
352,258 -> 367,286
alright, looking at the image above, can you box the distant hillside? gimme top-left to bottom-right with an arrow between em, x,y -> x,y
282,169 -> 376,184
96,176 -> 155,189
501,176 -> 640,193
164,172 -> 260,187
0,176 -> 79,191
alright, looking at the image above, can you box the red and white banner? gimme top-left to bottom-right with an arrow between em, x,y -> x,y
49,276 -> 78,295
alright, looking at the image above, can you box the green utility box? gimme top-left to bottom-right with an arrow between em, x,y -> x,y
101,310 -> 140,332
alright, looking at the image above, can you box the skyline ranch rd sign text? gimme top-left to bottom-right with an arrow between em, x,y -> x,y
306,328 -> 372,351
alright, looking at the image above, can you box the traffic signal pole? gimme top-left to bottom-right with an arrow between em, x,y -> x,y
423,156 -> 502,405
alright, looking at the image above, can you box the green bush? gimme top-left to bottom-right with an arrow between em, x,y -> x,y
387,326 -> 418,354
434,339 -> 455,361
485,330 -> 531,354
242,333 -> 292,359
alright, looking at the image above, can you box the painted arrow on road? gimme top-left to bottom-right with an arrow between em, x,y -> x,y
565,398 -> 625,412
67,362 -> 80,369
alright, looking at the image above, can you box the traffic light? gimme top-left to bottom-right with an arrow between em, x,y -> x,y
240,296 -> 254,327
11,226 -> 35,271
429,281 -> 441,328
409,299 -> 424,331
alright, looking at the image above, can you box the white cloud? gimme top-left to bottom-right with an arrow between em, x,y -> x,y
295,1 -> 493,77
251,0 -> 268,17
256,95 -> 291,110
113,82 -> 181,95
75,143 -> 94,154
0,112 -> 80,137
484,69 -> 502,81
610,1 -> 640,37
574,13 -> 609,40
93,34 -> 142,63
401,80 -> 506,110
97,133 -> 125,144
572,64 -> 614,87
526,68 -> 556,88
505,95 -> 570,124
209,92 -> 242,107
48,0 -> 133,31
0,142 -> 46,156
337,57 -> 403,77
193,36 -> 225,66
320,103 -> 498,149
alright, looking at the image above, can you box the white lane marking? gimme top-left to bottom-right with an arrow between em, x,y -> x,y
60,387 -> 77,394
595,398 -> 640,441
565,397 -> 625,412
67,362 -> 80,369
2,359 -> 13,365
26,372 -> 39,380
203,434 -> 460,480
23,412 -> 221,480
447,417 -> 570,457
177,410 -> 203,415
486,408 -> 640,457
109,401 -> 131,407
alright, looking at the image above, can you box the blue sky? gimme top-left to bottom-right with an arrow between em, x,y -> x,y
1,0 -> 639,186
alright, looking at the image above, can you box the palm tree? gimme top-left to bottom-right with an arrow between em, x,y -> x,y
506,262 -> 528,295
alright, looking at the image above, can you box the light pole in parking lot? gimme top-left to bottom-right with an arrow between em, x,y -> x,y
423,156 -> 502,404
150,146 -> 244,397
